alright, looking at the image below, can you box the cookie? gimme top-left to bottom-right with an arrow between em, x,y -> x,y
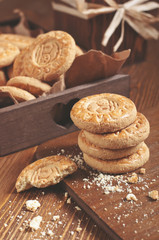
14,31 -> 76,82
83,142 -> 149,174
78,130 -> 143,160
0,33 -> 35,50
0,41 -> 20,68
0,86 -> 35,102
7,76 -> 51,97
71,93 -> 137,133
6,64 -> 14,79
15,155 -> 77,192
83,112 -> 150,149
12,46 -> 29,77
0,69 -> 7,86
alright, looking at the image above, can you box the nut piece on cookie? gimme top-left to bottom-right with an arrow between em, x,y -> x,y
15,155 -> 77,192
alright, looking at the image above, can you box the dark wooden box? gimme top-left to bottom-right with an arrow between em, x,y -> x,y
0,74 -> 129,156
52,0 -> 147,64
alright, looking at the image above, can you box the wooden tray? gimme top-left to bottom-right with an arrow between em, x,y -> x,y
0,74 -> 129,156
36,105 -> 159,240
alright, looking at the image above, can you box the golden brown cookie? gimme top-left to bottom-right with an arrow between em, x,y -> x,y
83,142 -> 149,174
0,33 -> 35,50
78,130 -> 143,160
83,112 -> 150,149
0,86 -> 35,102
12,46 -> 29,77
15,155 -> 77,192
0,41 -> 20,68
7,76 -> 51,97
13,31 -> 76,82
6,64 -> 14,79
71,93 -> 137,133
0,69 -> 7,86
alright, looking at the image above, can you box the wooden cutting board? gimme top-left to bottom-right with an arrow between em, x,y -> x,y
36,105 -> 159,240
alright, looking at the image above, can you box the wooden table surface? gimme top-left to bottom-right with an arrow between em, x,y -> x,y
0,38 -> 159,240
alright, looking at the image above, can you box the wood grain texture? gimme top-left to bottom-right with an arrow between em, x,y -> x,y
0,147 -> 112,240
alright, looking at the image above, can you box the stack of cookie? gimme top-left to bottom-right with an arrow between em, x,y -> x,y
70,93 -> 150,174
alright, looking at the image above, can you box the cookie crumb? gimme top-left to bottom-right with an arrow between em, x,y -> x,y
148,190 -> 158,200
47,229 -> 53,236
70,231 -> 74,235
25,199 -> 41,212
29,216 -> 42,231
76,227 -> 82,232
75,206 -> 81,211
128,173 -> 138,183
139,168 -> 146,174
126,193 -> 138,201
67,198 -> 71,204
52,215 -> 60,221
64,192 -> 68,198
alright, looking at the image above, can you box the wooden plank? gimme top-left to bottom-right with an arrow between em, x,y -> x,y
0,147 -> 112,240
0,74 -> 129,156
36,105 -> 159,240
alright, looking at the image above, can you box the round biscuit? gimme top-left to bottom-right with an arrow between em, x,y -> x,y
0,41 -> 20,68
19,31 -> 76,82
78,130 -> 143,160
6,64 -> 14,79
71,93 -> 137,133
84,112 -> 150,149
0,86 -> 35,102
0,69 -> 7,86
7,76 -> 51,97
13,46 -> 29,77
0,34 -> 35,50
83,142 -> 149,174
